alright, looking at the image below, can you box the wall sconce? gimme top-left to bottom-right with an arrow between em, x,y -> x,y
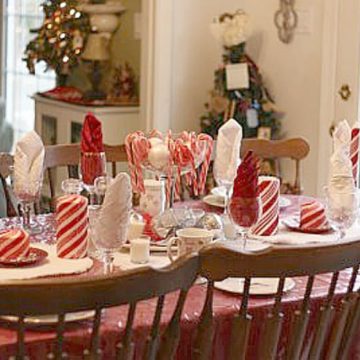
274,0 -> 298,44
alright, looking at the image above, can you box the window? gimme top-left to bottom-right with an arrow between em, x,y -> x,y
2,0 -> 55,146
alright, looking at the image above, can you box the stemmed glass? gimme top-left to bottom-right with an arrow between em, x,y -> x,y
10,167 -> 43,234
228,196 -> 262,248
91,217 -> 128,274
324,186 -> 358,240
213,164 -> 235,216
79,152 -> 107,205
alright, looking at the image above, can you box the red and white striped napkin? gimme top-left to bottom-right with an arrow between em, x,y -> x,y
299,200 -> 329,230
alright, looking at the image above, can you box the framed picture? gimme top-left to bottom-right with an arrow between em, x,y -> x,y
226,63 -> 249,90
257,126 -> 272,140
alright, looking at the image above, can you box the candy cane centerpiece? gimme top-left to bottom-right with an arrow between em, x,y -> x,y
125,130 -> 214,206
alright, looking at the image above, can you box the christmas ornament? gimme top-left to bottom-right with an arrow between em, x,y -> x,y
148,144 -> 170,171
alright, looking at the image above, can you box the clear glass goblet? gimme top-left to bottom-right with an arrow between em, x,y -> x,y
324,186 -> 358,240
228,196 -> 262,249
13,180 -> 43,234
79,152 -> 107,205
90,205 -> 128,274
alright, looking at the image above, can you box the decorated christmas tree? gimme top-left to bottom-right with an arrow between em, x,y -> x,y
24,0 -> 90,86
200,10 -> 282,139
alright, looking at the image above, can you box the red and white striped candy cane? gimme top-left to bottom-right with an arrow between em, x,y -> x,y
132,136 -> 150,193
125,133 -> 138,192
165,137 -> 175,206
197,133 -> 214,195
149,129 -> 163,139
351,126 -> 360,186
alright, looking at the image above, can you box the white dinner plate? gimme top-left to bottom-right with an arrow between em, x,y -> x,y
214,277 -> 295,296
279,196 -> 292,209
204,192 -> 291,210
1,310 -> 95,326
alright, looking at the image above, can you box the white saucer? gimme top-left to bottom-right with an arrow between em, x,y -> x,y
204,192 -> 291,210
203,194 -> 225,208
122,243 -> 172,253
214,277 -> 296,296
279,196 -> 291,209
1,310 -> 95,326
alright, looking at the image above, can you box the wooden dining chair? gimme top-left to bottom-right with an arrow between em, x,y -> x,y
241,137 -> 310,194
43,143 -> 128,210
0,152 -> 16,217
0,254 -> 199,360
194,241 -> 360,360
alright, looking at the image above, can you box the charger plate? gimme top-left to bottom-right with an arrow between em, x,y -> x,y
1,311 -> 95,326
214,277 -> 295,296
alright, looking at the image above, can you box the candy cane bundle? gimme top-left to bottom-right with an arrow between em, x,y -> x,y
125,130 -> 214,203
56,194 -> 89,259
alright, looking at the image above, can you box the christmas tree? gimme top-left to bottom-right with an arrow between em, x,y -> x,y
200,10 -> 282,139
24,0 -> 90,85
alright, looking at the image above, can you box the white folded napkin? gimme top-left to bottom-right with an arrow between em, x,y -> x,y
328,121 -> 355,215
95,173 -> 132,250
214,119 -> 243,184
13,131 -> 45,197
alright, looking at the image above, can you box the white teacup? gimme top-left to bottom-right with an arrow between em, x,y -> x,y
167,228 -> 214,262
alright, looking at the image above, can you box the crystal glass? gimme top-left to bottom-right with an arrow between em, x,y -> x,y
12,178 -> 43,234
94,175 -> 113,205
80,152 -> 107,205
228,196 -> 262,248
91,211 -> 128,274
324,186 -> 358,240
213,160 -> 236,215
61,178 -> 83,195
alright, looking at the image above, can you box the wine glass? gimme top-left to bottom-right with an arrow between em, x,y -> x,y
324,186 -> 358,240
213,162 -> 236,216
92,218 -> 128,274
94,175 -> 113,205
11,169 -> 43,234
79,152 -> 107,205
228,196 -> 262,248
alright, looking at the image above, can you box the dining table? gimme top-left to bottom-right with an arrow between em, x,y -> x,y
0,195 -> 359,360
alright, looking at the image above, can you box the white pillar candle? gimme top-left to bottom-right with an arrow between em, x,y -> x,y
130,236 -> 150,264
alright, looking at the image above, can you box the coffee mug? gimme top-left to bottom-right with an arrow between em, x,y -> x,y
167,228 -> 213,262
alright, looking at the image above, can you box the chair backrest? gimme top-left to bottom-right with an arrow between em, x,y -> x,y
43,143 -> 128,209
0,152 -> 16,217
0,254 -> 199,360
194,241 -> 360,360
241,137 -> 310,194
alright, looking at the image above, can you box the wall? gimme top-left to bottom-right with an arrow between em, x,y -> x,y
169,0 -> 326,195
